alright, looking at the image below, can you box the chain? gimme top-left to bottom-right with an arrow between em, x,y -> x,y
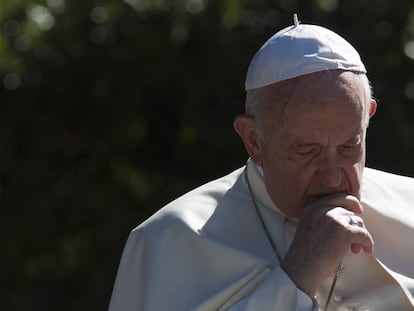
324,262 -> 342,311
244,169 -> 283,262
244,167 -> 341,310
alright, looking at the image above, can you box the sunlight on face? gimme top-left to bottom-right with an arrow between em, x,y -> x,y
257,71 -> 368,219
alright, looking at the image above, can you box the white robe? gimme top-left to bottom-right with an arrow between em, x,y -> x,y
109,161 -> 414,310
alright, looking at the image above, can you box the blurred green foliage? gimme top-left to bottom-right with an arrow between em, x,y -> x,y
0,0 -> 413,309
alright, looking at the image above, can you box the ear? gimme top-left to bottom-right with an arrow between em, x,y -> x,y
368,99 -> 377,118
233,115 -> 263,165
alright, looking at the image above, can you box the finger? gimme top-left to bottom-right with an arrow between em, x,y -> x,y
347,226 -> 374,254
346,214 -> 365,228
350,243 -> 362,254
326,209 -> 365,228
344,195 -> 364,213
337,195 -> 364,214
308,193 -> 363,214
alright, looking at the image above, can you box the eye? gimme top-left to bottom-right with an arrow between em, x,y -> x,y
340,143 -> 360,156
342,144 -> 355,150
339,135 -> 362,155
296,147 -> 319,157
297,149 -> 314,155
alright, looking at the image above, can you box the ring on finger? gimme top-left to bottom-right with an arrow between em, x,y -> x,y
348,215 -> 359,226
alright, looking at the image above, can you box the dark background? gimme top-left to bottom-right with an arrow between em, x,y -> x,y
0,0 -> 413,309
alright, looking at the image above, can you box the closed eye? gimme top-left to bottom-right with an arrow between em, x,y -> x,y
296,146 -> 320,157
297,149 -> 316,155
339,143 -> 361,156
341,144 -> 356,150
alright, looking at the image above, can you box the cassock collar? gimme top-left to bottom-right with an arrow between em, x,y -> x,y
245,159 -> 298,223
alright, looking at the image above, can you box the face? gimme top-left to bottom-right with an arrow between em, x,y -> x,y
236,71 -> 376,219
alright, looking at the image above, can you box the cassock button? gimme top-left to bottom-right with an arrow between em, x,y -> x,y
333,295 -> 343,303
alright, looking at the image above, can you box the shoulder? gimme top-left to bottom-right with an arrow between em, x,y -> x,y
361,168 -> 414,276
363,167 -> 414,186
362,167 -> 414,198
133,166 -> 246,236
362,167 -> 414,221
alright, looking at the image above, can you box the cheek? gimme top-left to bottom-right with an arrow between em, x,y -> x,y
267,158 -> 315,195
348,147 -> 365,177
262,144 -> 316,199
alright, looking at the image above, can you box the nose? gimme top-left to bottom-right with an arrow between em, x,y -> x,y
316,153 -> 344,188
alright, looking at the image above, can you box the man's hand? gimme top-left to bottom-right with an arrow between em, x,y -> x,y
280,194 -> 374,297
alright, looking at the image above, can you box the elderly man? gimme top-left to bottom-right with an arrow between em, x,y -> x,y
109,18 -> 414,311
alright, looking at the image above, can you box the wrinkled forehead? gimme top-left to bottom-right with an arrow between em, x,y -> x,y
263,70 -> 364,107
261,70 -> 366,127
288,70 -> 365,104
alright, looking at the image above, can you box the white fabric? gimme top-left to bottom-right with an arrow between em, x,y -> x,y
109,161 -> 414,310
245,24 -> 366,91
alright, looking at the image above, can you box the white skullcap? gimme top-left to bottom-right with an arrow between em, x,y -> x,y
245,21 -> 366,91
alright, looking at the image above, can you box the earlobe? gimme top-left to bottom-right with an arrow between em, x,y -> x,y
233,115 -> 263,164
369,99 -> 377,118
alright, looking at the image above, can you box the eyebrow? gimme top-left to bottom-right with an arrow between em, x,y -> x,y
288,142 -> 319,151
289,134 -> 362,148
343,135 -> 362,144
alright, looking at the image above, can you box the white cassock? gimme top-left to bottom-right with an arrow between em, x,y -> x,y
109,160 -> 414,310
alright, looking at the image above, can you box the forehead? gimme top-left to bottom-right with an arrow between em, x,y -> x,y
263,71 -> 366,140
